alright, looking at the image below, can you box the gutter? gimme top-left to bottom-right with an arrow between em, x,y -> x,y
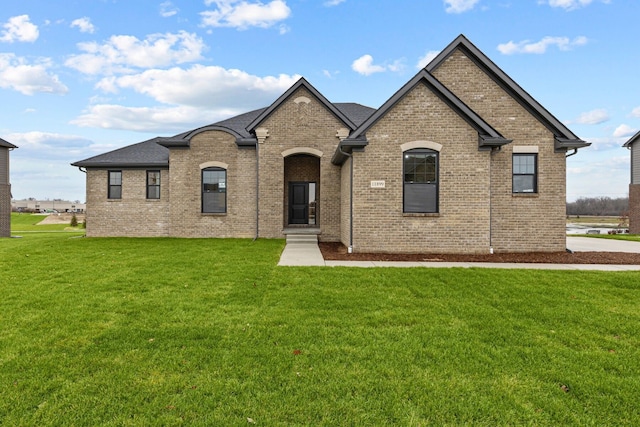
565,149 -> 578,158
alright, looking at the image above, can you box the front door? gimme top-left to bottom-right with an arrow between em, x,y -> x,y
288,182 -> 309,225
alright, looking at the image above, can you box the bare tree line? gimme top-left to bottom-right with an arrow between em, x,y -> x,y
566,197 -> 629,217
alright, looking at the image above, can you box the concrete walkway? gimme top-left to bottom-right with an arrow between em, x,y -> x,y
278,236 -> 640,270
566,236 -> 640,253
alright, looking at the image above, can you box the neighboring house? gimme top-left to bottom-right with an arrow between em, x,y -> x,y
1,138 -> 17,237
624,131 -> 640,234
72,35 -> 590,253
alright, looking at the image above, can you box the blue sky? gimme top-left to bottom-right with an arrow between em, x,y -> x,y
1,0 -> 638,202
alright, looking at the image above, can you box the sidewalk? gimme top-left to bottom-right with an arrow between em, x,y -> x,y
278,240 -> 640,271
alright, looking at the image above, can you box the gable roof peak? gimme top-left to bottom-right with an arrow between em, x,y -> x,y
246,77 -> 356,132
426,34 -> 589,152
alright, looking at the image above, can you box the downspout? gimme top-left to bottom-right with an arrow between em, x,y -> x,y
565,149 -> 578,158
338,143 -> 354,253
254,141 -> 260,241
489,147 -> 498,254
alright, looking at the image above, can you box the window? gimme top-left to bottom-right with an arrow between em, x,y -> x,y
513,154 -> 537,193
108,171 -> 122,199
147,170 -> 160,199
202,167 -> 226,213
403,149 -> 438,213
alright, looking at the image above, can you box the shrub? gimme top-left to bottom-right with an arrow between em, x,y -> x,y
70,214 -> 78,227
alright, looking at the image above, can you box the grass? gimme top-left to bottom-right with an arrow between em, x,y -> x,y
10,212 -> 84,233
577,233 -> 640,242
1,232 -> 639,425
566,216 -> 622,226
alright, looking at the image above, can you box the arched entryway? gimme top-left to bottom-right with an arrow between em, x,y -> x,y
283,153 -> 320,227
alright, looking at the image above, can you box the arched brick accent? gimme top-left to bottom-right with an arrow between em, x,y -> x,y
199,161 -> 229,170
281,147 -> 323,158
401,140 -> 443,152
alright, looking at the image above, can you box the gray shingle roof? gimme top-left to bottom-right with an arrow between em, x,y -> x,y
72,99 -> 375,168
71,138 -> 169,168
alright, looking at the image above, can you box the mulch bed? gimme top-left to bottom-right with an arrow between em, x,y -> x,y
319,242 -> 640,265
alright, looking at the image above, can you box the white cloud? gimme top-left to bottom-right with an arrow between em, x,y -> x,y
444,0 -> 480,13
201,0 -> 291,30
65,31 -> 205,75
497,36 -> 588,55
71,105 -> 223,132
324,0 -> 346,6
540,0 -> 611,11
160,1 -> 179,17
0,15 -> 39,43
352,55 -> 387,76
0,54 -> 68,95
417,50 -> 440,69
6,131 -> 94,160
613,124 -> 637,138
75,66 -> 301,131
573,109 -> 610,125
631,106 -> 640,118
70,17 -> 96,34
96,65 -> 301,108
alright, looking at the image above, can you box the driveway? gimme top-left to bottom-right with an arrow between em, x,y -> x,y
567,236 -> 640,253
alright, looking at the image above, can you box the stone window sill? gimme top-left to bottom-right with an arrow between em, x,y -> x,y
403,213 -> 440,218
201,213 -> 227,216
512,193 -> 539,198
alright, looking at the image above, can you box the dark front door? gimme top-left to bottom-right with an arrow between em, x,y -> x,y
289,182 -> 308,224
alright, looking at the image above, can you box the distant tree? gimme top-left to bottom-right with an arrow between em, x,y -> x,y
70,214 -> 78,227
567,196 -> 629,216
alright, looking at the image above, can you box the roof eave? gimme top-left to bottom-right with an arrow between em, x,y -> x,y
236,137 -> 257,148
555,137 -> 591,152
0,139 -> 17,149
71,161 -> 169,168
331,138 -> 368,165
479,136 -> 512,150
157,138 -> 189,148
623,130 -> 640,148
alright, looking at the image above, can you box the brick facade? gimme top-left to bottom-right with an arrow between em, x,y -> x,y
350,83 -> 492,254
256,88 -> 343,241
86,168 -> 171,237
431,50 -> 567,252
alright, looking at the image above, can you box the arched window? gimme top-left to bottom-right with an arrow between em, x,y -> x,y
403,149 -> 438,213
202,167 -> 226,213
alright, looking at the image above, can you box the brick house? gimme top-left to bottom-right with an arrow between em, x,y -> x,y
72,35 -> 589,253
624,131 -> 640,234
1,138 -> 17,238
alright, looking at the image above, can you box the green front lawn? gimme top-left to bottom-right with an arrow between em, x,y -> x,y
10,212 -> 84,233
1,233 -> 639,425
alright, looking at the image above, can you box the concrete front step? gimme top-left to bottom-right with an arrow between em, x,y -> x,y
286,233 -> 319,244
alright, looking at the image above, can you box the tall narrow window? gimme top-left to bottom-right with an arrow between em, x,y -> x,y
403,149 -> 438,213
147,170 -> 160,199
108,170 -> 122,199
513,154 -> 537,193
202,167 -> 226,213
